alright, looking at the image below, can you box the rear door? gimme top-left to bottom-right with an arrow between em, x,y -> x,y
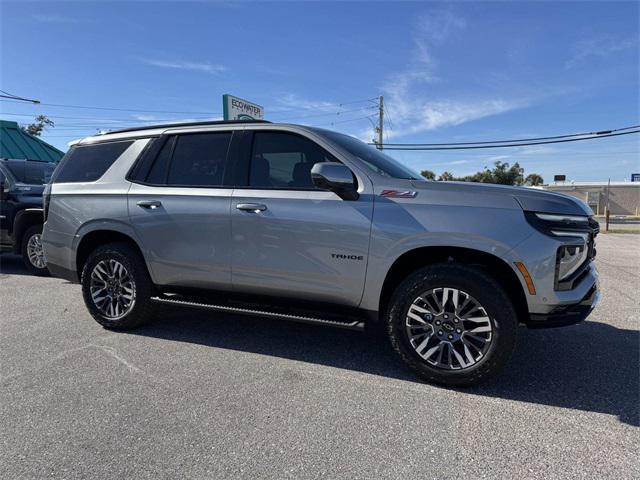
230,129 -> 374,307
128,131 -> 235,290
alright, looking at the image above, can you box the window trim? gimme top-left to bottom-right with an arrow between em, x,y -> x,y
237,129 -> 343,191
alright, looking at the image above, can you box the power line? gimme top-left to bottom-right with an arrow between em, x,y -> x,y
3,105 -> 376,125
376,129 -> 640,150
0,90 -> 40,104
312,114 -> 378,127
0,96 -> 378,117
377,125 -> 640,147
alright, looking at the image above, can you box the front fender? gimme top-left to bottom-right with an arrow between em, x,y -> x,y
359,200 -> 533,311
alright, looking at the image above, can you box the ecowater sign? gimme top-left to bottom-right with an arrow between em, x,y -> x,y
222,94 -> 264,121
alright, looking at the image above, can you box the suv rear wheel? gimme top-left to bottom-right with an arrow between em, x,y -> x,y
81,242 -> 156,330
22,225 -> 50,276
387,263 -> 518,386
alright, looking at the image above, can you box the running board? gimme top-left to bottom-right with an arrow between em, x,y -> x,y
151,296 -> 366,331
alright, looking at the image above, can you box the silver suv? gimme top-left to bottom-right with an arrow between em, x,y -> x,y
42,120 -> 600,385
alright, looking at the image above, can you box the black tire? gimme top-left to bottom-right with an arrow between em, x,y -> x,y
81,242 -> 157,330
21,225 -> 50,276
387,263 -> 518,386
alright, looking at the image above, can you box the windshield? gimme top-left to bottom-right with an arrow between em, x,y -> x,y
4,161 -> 56,185
320,130 -> 422,180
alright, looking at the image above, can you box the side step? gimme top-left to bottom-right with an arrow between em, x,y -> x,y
151,295 -> 366,331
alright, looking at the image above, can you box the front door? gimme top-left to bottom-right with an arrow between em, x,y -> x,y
231,130 -> 373,307
128,132 -> 234,290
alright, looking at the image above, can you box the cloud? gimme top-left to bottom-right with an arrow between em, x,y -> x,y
137,58 -> 226,74
566,35 -> 638,68
33,14 -> 78,23
275,94 -> 339,112
381,8 -> 527,140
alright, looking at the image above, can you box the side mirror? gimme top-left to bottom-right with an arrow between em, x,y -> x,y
311,162 -> 359,201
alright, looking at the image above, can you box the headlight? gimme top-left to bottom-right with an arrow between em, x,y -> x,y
557,243 -> 588,281
534,212 -> 589,226
524,211 -> 597,290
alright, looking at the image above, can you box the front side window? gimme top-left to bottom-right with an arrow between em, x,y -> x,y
166,132 -> 231,187
53,140 -> 134,183
249,131 -> 337,189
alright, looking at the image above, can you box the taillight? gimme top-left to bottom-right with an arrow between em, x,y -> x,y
43,185 -> 51,222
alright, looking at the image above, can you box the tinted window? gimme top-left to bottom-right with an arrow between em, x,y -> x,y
250,132 -> 336,188
53,141 -> 133,183
145,136 -> 175,184
319,130 -> 421,180
166,133 -> 231,187
4,161 -> 56,185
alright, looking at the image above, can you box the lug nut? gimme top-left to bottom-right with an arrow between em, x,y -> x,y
448,334 -> 453,340
435,320 -> 441,325
453,318 -> 459,323
456,329 -> 461,334
438,330 -> 443,336
443,314 -> 449,319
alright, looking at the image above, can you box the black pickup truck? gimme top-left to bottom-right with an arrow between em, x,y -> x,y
0,159 -> 56,275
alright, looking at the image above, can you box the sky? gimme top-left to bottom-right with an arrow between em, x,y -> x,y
1,0 -> 638,182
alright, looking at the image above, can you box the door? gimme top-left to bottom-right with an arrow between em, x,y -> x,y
128,132 -> 234,290
0,168 -> 9,244
231,130 -> 373,307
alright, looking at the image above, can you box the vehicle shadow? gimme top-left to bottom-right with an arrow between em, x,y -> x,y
131,307 -> 639,427
0,254 -> 30,276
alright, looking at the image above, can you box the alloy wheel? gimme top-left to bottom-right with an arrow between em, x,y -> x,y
27,233 -> 46,269
90,259 -> 136,319
405,287 -> 493,370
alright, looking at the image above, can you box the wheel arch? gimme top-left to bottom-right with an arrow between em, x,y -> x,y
13,208 -> 44,254
378,246 -> 529,324
75,229 -> 150,281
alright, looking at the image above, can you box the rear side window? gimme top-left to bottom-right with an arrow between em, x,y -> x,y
145,136 -> 175,184
166,132 -> 231,187
249,131 -> 337,189
53,140 -> 133,183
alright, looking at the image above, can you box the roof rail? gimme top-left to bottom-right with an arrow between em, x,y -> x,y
104,119 -> 272,135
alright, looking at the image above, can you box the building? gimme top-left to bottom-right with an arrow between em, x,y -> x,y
0,120 -> 64,162
539,181 -> 640,216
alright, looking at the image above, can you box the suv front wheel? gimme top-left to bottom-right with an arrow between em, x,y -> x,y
81,242 -> 156,330
387,263 -> 518,386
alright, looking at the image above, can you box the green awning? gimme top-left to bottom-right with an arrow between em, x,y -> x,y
0,120 -> 65,162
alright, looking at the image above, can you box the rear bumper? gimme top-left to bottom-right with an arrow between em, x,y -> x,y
525,282 -> 600,328
46,262 -> 79,283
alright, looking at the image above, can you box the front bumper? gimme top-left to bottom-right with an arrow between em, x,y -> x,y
525,282 -> 600,328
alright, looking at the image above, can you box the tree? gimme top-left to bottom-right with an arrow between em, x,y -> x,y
21,115 -> 54,137
420,169 -> 436,180
524,173 -> 544,186
428,161 -> 538,186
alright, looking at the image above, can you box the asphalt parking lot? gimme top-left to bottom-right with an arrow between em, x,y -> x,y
1,234 -> 638,479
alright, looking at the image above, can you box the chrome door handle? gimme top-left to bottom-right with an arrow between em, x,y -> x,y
137,200 -> 162,209
236,203 -> 267,212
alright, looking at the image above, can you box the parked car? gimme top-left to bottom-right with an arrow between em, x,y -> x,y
0,159 -> 55,275
41,121 -> 600,385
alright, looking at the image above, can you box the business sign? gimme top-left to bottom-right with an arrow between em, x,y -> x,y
223,94 -> 264,121
553,174 -> 566,182
631,173 -> 640,182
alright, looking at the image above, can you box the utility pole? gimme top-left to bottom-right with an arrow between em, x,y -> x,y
605,177 -> 611,232
376,95 -> 384,150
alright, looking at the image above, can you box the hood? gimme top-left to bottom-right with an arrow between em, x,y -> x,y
374,178 -> 592,216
